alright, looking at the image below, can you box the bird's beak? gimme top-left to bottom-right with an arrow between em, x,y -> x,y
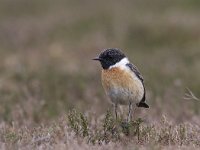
92,57 -> 101,61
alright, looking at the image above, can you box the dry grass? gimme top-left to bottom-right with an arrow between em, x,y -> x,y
0,110 -> 200,149
0,0 -> 200,149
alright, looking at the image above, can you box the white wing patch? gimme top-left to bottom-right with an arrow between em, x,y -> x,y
109,57 -> 129,70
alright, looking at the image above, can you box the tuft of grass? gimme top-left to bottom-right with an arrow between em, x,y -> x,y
4,131 -> 19,144
68,109 -> 80,135
179,124 -> 187,146
102,110 -> 119,143
68,109 -> 89,137
80,113 -> 89,137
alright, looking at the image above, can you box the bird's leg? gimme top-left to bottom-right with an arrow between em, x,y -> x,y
127,101 -> 132,122
114,103 -> 118,120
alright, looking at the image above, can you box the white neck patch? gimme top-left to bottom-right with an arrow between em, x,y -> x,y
109,57 -> 129,69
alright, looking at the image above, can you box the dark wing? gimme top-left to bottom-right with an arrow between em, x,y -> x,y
126,63 -> 144,82
126,63 -> 149,108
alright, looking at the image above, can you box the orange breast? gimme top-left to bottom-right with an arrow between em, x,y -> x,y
102,67 -> 134,90
101,67 -> 144,104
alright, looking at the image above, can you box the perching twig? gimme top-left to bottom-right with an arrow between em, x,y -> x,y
183,87 -> 199,101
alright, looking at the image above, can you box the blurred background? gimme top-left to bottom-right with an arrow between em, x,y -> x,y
0,0 -> 199,125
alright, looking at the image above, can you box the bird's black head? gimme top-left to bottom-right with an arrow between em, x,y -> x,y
93,48 -> 126,69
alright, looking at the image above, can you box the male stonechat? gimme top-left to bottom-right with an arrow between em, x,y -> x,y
93,48 -> 149,122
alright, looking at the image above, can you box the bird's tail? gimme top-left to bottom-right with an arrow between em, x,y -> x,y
136,102 -> 149,108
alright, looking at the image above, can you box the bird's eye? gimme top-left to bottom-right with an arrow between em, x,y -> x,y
107,55 -> 112,59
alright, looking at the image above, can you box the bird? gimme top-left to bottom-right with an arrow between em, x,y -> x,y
93,48 -> 149,122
